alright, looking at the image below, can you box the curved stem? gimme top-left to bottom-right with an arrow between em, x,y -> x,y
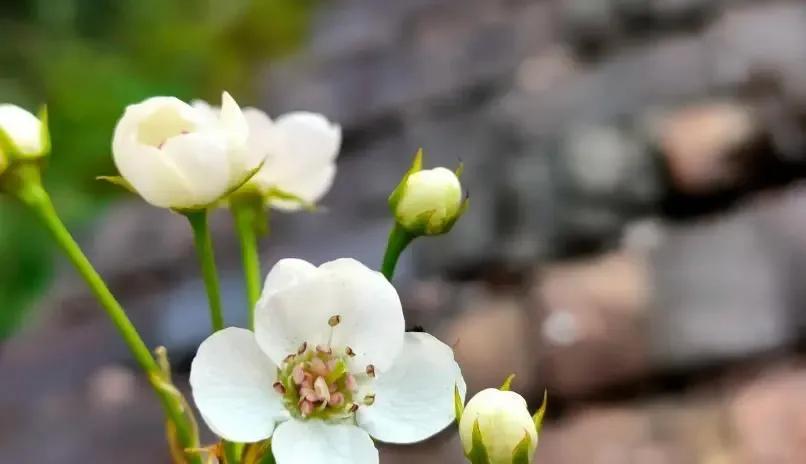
186,210 -> 225,332
381,223 -> 415,280
231,202 -> 262,329
8,168 -> 201,464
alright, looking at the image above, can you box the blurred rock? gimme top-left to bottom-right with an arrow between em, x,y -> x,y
654,101 -> 760,195
533,252 -> 651,397
649,208 -> 794,369
440,286 -> 538,393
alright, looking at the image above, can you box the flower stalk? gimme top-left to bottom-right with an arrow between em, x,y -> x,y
185,210 -> 226,332
230,194 -> 265,328
4,164 -> 201,464
380,223 -> 414,280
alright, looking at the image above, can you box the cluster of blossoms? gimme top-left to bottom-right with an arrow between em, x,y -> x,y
0,91 -> 545,464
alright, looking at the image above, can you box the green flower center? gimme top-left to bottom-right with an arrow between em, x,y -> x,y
274,343 -> 362,420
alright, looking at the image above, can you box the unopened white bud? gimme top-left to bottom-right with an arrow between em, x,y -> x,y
459,388 -> 539,464
0,104 -> 47,161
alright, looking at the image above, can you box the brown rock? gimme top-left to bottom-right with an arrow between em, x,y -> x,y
440,287 -> 537,394
534,252 -> 651,397
656,101 -> 760,195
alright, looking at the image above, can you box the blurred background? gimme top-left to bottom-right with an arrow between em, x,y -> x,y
2,0 -> 806,462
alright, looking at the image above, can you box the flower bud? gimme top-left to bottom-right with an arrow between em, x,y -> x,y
111,92 -> 262,211
0,104 -> 48,161
389,149 -> 466,236
459,388 -> 539,464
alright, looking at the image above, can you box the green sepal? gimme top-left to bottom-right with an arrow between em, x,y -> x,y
454,383 -> 465,423
436,193 -> 469,235
0,125 -> 19,159
230,191 -> 270,236
266,187 -> 318,212
388,148 -> 423,211
511,432 -> 533,464
466,419 -> 490,464
533,389 -> 548,434
455,160 -> 464,178
500,374 -> 516,391
38,105 -> 51,157
97,175 -> 136,193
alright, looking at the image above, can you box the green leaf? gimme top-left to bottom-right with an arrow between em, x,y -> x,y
388,148 -> 424,210
96,175 -> 135,193
467,419 -> 490,464
500,374 -> 516,391
511,432 -> 533,464
533,389 -> 548,434
454,383 -> 465,423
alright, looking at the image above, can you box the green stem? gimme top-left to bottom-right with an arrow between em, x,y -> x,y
231,202 -> 262,329
185,210 -> 242,463
7,166 -> 201,464
381,223 -> 415,280
185,210 -> 225,332
223,441 -> 241,464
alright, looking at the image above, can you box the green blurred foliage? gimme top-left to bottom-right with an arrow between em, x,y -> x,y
0,0 -> 317,338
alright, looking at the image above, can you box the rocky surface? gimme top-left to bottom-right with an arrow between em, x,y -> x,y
3,0 -> 806,463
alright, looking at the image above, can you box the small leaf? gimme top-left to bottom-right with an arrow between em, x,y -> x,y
467,419 -> 490,464
97,175 -> 135,193
511,432 -> 533,464
454,383 -> 465,423
500,374 -> 516,391
532,389 -> 548,434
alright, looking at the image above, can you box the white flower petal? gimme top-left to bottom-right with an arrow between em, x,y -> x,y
0,104 -> 42,155
250,111 -> 340,206
112,124 -> 193,209
317,258 -> 405,373
357,332 -> 466,444
161,132 -> 233,208
267,164 -> 336,211
258,258 -> 317,301
271,420 -> 378,464
242,107 -> 275,163
190,327 -> 286,443
219,91 -> 249,144
254,258 -> 405,373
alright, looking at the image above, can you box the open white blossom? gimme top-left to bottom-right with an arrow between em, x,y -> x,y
193,101 -> 340,210
112,92 -> 260,210
190,258 -> 465,463
0,104 -> 45,160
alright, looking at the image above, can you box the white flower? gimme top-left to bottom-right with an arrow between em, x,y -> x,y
0,104 -> 45,160
112,92 -> 261,210
459,388 -> 539,464
394,167 -> 463,235
190,258 -> 466,464
193,102 -> 340,210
